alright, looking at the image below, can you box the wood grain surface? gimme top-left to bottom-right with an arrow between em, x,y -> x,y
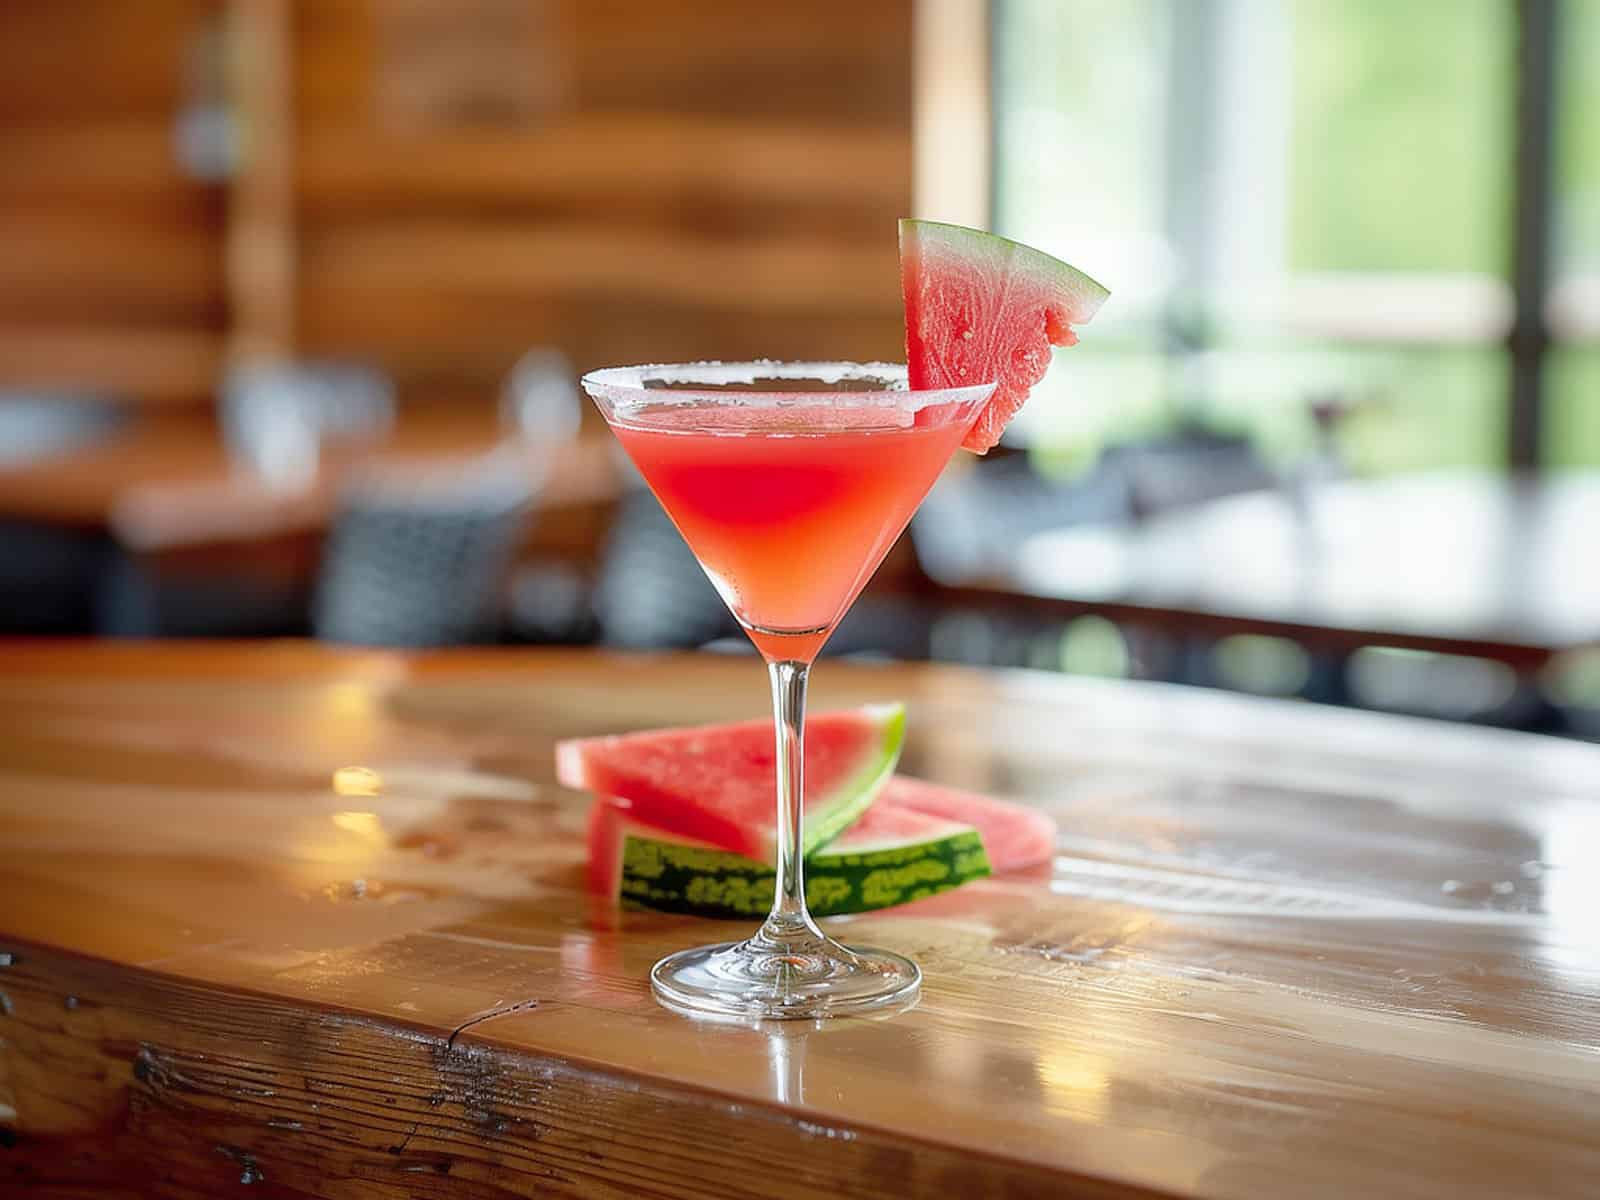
2,644 -> 1598,1198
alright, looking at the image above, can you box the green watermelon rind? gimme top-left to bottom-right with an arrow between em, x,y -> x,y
899,219 -> 1111,323
619,823 -> 991,919
800,701 -> 905,856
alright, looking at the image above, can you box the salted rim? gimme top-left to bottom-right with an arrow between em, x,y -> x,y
580,360 -> 996,415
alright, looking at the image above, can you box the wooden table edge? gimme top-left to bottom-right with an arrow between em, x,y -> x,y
1,935 -> 1182,1199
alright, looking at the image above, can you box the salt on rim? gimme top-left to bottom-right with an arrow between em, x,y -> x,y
581,360 -> 996,416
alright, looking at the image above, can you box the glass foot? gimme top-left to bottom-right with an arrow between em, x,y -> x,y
650,927 -> 921,1020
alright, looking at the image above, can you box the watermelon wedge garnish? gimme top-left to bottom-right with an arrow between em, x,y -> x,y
555,704 -> 904,866
878,776 -> 1056,873
587,775 -> 1055,918
900,219 -> 1109,453
590,792 -> 990,919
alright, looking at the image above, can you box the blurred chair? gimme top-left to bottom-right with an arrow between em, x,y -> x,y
823,597 -> 936,661
504,562 -> 596,644
96,554 -> 307,639
593,487 -> 733,650
0,391 -> 127,634
495,349 -> 599,645
1101,430 -> 1278,519
911,453 -> 1132,581
1107,435 -> 1280,524
312,448 -> 535,646
220,360 -> 395,487
1,520 -> 110,635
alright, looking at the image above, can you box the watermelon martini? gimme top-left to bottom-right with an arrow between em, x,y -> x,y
581,222 -> 1107,1019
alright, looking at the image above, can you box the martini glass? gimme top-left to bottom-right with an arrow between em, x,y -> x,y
582,361 -> 995,1019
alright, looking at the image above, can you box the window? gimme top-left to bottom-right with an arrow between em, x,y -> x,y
991,0 -> 1597,475
1548,0 -> 1600,466
990,0 -> 1173,472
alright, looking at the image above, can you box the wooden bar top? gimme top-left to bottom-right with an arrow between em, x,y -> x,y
2,643 -> 1598,1198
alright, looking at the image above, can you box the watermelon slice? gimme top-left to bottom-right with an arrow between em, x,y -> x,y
879,776 -> 1056,872
590,792 -> 990,919
900,219 -> 1109,453
555,704 -> 905,866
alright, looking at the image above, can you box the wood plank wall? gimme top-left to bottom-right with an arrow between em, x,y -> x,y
290,0 -> 915,397
0,1 -> 228,406
1,0 -> 915,409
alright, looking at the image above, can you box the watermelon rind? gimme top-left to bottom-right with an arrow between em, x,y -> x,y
874,775 -> 1057,873
802,701 -> 904,854
899,219 -> 1110,323
616,816 -> 991,919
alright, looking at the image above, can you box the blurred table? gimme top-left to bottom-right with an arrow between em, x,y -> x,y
939,472 -> 1600,669
0,406 -> 621,551
3,643 -> 1598,1198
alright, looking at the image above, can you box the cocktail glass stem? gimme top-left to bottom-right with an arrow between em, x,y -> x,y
759,660 -> 825,949
647,641 -> 922,1018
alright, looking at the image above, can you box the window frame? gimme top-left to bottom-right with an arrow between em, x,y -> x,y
963,0 -> 1594,473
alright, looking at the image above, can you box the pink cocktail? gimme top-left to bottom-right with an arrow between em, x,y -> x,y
583,361 -> 994,1019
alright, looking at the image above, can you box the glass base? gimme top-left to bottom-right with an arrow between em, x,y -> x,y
650,926 -> 921,1021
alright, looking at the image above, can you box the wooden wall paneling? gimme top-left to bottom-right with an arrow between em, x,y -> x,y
0,218 -> 224,327
285,0 -> 916,397
226,0 -> 298,362
0,0 -> 917,407
0,329 -> 224,408
0,0 -> 228,408
0,1 -> 205,120
296,119 -> 911,221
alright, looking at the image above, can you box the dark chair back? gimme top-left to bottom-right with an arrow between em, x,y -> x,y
313,449 -> 534,646
592,487 -> 732,650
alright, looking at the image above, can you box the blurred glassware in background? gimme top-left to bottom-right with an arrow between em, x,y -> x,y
304,362 -> 397,441
500,348 -> 583,447
218,365 -> 319,489
0,391 -> 126,467
220,361 -> 395,489
173,6 -> 236,182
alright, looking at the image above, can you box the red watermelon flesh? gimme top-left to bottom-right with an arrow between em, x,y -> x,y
878,776 -> 1056,872
900,219 -> 1109,454
556,704 -> 904,864
586,774 -> 1052,905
